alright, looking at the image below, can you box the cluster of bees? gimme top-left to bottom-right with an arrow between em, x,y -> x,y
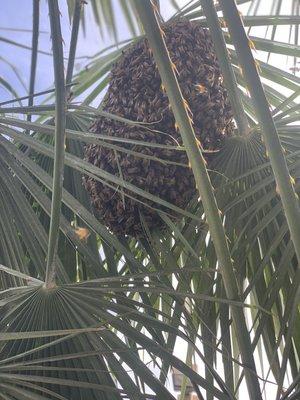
83,19 -> 234,237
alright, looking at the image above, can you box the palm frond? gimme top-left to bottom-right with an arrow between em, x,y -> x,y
1,0 -> 300,398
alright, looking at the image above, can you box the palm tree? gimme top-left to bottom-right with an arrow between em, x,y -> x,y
0,0 -> 300,399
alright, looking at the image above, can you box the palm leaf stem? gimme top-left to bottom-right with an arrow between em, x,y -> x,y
45,0 -> 66,288
200,0 -> 250,136
133,1 -> 263,399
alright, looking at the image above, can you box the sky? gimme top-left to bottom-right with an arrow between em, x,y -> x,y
0,0 -> 180,105
0,0 -> 297,104
0,1 -> 298,399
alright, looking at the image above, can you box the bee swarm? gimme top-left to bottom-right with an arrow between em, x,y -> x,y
83,19 -> 234,237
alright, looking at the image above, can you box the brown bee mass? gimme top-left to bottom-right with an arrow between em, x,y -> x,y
83,19 -> 234,237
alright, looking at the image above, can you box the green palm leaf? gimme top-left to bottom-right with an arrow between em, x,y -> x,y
1,0 -> 300,399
